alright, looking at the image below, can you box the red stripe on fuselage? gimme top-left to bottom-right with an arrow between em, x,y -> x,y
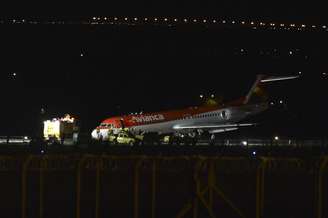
100,98 -> 246,128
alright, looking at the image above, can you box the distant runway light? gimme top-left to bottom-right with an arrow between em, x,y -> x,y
242,141 -> 248,146
211,94 -> 215,98
270,102 -> 274,106
12,72 -> 17,77
279,100 -> 283,104
200,94 -> 204,98
274,136 -> 279,140
252,151 -> 256,155
299,71 -> 302,75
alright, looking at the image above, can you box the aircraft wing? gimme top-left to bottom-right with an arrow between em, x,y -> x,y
173,123 -> 256,133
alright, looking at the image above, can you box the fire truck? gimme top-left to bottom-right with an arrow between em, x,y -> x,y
43,114 -> 79,145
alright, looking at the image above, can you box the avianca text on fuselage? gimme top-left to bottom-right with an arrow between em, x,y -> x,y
131,114 -> 165,123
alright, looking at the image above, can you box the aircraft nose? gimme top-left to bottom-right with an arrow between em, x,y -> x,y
91,129 -> 98,139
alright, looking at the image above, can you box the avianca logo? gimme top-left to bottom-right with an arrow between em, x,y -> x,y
132,114 -> 165,123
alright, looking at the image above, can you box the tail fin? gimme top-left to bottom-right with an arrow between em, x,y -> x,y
243,74 -> 299,104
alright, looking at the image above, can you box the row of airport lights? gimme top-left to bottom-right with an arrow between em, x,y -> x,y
1,17 -> 328,32
89,16 -> 327,31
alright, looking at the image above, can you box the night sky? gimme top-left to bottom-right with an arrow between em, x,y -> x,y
0,3 -> 327,137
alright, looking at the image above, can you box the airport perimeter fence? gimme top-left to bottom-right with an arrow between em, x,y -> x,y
0,154 -> 327,218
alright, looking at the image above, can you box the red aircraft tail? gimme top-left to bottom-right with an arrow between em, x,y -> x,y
243,74 -> 299,104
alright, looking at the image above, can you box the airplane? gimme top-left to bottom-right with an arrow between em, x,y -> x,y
91,74 -> 298,142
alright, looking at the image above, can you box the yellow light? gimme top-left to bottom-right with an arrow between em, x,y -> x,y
241,21 -> 245,24
301,24 -> 306,27
250,21 -> 254,25
93,17 -> 96,20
